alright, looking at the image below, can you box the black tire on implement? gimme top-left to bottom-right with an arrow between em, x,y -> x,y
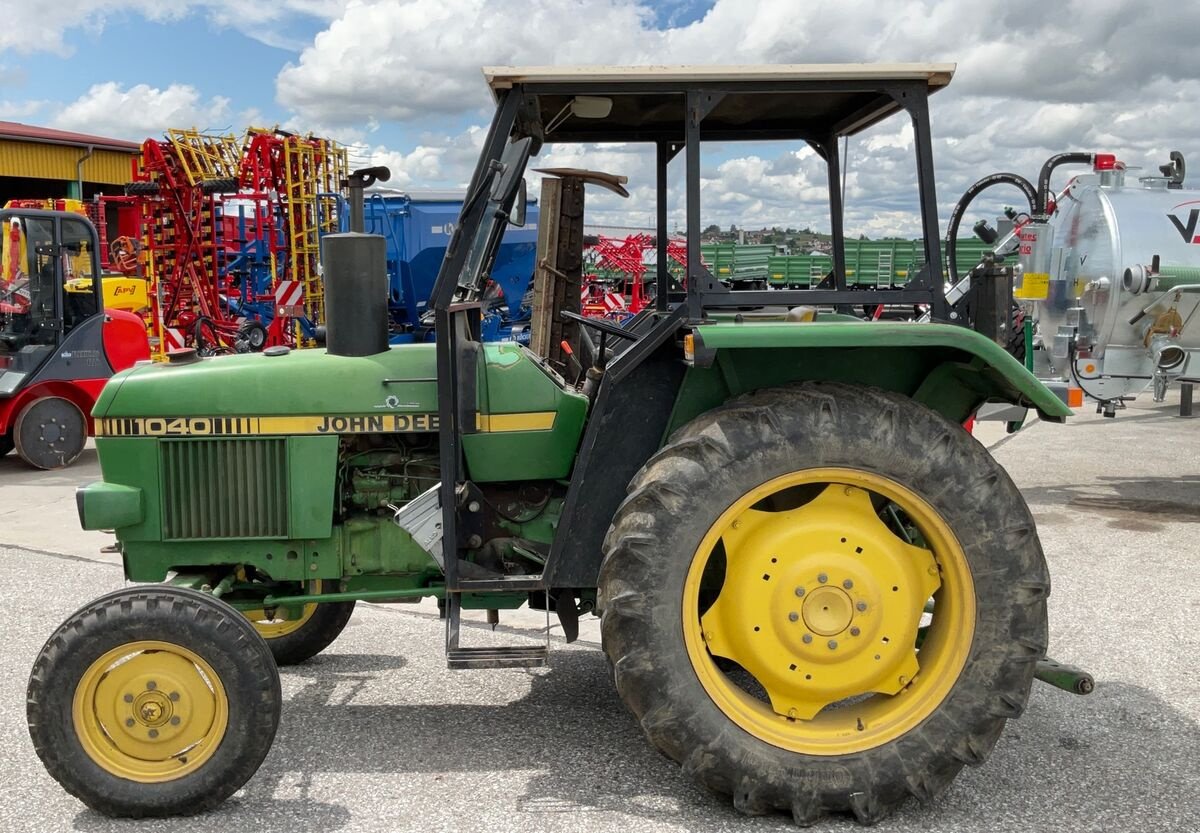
1007,303 -> 1028,364
598,382 -> 1049,825
124,181 -> 161,196
27,586 -> 281,818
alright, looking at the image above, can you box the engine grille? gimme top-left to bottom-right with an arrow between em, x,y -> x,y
161,438 -> 288,539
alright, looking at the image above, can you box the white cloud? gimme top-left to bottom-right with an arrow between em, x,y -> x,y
0,100 -> 46,120
50,83 -> 232,141
268,0 -> 1200,235
9,0 -> 1200,236
0,1 -> 347,56
351,126 -> 486,189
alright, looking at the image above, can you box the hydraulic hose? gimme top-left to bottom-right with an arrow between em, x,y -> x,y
945,172 -> 1036,283
1036,152 -> 1094,215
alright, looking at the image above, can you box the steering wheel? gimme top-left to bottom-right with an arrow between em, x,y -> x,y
560,309 -> 639,341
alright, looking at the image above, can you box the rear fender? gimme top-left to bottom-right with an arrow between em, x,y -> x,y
677,321 -> 1071,430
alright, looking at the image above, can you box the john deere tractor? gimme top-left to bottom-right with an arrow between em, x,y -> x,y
27,65 -> 1086,824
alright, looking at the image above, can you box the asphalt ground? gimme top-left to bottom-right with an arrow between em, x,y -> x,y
0,396 -> 1197,832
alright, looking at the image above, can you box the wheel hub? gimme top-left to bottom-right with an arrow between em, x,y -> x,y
700,484 -> 942,720
801,586 -> 853,636
40,418 -> 64,445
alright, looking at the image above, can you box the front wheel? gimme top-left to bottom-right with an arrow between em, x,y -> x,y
242,589 -> 356,665
27,586 -> 281,817
599,383 -> 1049,825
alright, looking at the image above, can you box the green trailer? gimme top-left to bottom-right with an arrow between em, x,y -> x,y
28,64 -> 1079,826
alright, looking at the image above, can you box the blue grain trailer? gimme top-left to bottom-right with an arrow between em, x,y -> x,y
349,189 -> 540,343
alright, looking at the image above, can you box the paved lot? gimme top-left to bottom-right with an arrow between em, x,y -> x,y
0,398 -> 1197,832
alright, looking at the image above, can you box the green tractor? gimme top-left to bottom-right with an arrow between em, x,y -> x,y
28,64 -> 1086,824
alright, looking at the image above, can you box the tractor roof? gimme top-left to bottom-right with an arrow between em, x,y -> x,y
483,63 -> 955,143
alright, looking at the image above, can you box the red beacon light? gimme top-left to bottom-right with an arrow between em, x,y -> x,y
1093,154 -> 1124,171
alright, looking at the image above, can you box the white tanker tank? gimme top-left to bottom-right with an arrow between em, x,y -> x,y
948,151 -> 1196,415
1036,155 -> 1200,406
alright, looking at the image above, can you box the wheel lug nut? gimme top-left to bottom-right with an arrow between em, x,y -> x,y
148,729 -> 159,738
802,634 -> 813,644
856,601 -> 867,611
788,612 -> 799,622
169,692 -> 180,702
125,718 -> 135,727
817,573 -> 828,584
794,587 -> 805,597
146,681 -> 157,691
170,716 -> 181,726
843,579 -> 853,589
850,626 -> 861,636
827,640 -> 838,650
123,693 -> 134,703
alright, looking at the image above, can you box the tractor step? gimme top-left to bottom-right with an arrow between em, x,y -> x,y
454,575 -> 545,592
446,645 -> 548,670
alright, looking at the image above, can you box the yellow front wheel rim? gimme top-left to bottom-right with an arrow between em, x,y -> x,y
72,640 -> 229,783
682,467 -> 975,756
243,580 -> 320,638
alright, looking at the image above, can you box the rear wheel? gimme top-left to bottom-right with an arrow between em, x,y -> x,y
27,586 -> 280,817
14,396 -> 87,469
599,383 -> 1049,824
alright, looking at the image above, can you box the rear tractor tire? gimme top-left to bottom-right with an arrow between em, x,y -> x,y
27,586 -> 281,818
599,382 -> 1049,825
243,586 -> 356,665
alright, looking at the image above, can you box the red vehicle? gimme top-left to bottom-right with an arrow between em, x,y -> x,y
0,209 -> 149,469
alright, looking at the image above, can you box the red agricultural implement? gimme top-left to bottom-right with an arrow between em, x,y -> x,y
127,128 -> 346,357
581,233 -> 688,321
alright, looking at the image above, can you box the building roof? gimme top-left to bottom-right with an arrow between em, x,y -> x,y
0,121 -> 140,153
481,63 -> 955,142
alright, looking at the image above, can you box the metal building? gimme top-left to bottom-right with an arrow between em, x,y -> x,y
0,121 -> 139,206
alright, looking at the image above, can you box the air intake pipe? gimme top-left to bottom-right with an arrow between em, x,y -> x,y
322,233 -> 389,357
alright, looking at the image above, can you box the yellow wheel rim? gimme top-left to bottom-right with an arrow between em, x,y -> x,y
682,467 -> 975,756
72,640 -> 229,783
243,580 -> 319,639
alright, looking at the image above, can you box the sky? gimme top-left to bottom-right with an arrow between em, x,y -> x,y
1,0 -> 1197,238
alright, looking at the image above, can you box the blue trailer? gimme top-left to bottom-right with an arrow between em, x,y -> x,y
349,189 -> 540,343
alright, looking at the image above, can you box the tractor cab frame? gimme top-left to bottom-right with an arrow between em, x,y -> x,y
427,64 -> 1058,657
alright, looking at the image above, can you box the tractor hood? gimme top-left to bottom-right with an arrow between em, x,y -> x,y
94,345 -> 441,426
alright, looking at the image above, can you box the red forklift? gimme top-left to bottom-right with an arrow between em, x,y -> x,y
0,209 -> 149,469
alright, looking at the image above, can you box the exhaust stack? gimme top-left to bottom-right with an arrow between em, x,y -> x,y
322,233 -> 389,357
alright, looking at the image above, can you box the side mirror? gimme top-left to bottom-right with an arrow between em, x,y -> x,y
510,178 -> 527,227
490,137 -> 532,225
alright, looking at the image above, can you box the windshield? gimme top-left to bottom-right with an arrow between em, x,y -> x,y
452,136 -> 532,303
0,216 -> 59,359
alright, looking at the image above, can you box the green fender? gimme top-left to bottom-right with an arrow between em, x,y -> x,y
673,321 -> 1071,432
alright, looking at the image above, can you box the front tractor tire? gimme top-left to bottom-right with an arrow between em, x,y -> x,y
598,383 -> 1049,825
27,586 -> 281,818
243,592 -> 356,665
